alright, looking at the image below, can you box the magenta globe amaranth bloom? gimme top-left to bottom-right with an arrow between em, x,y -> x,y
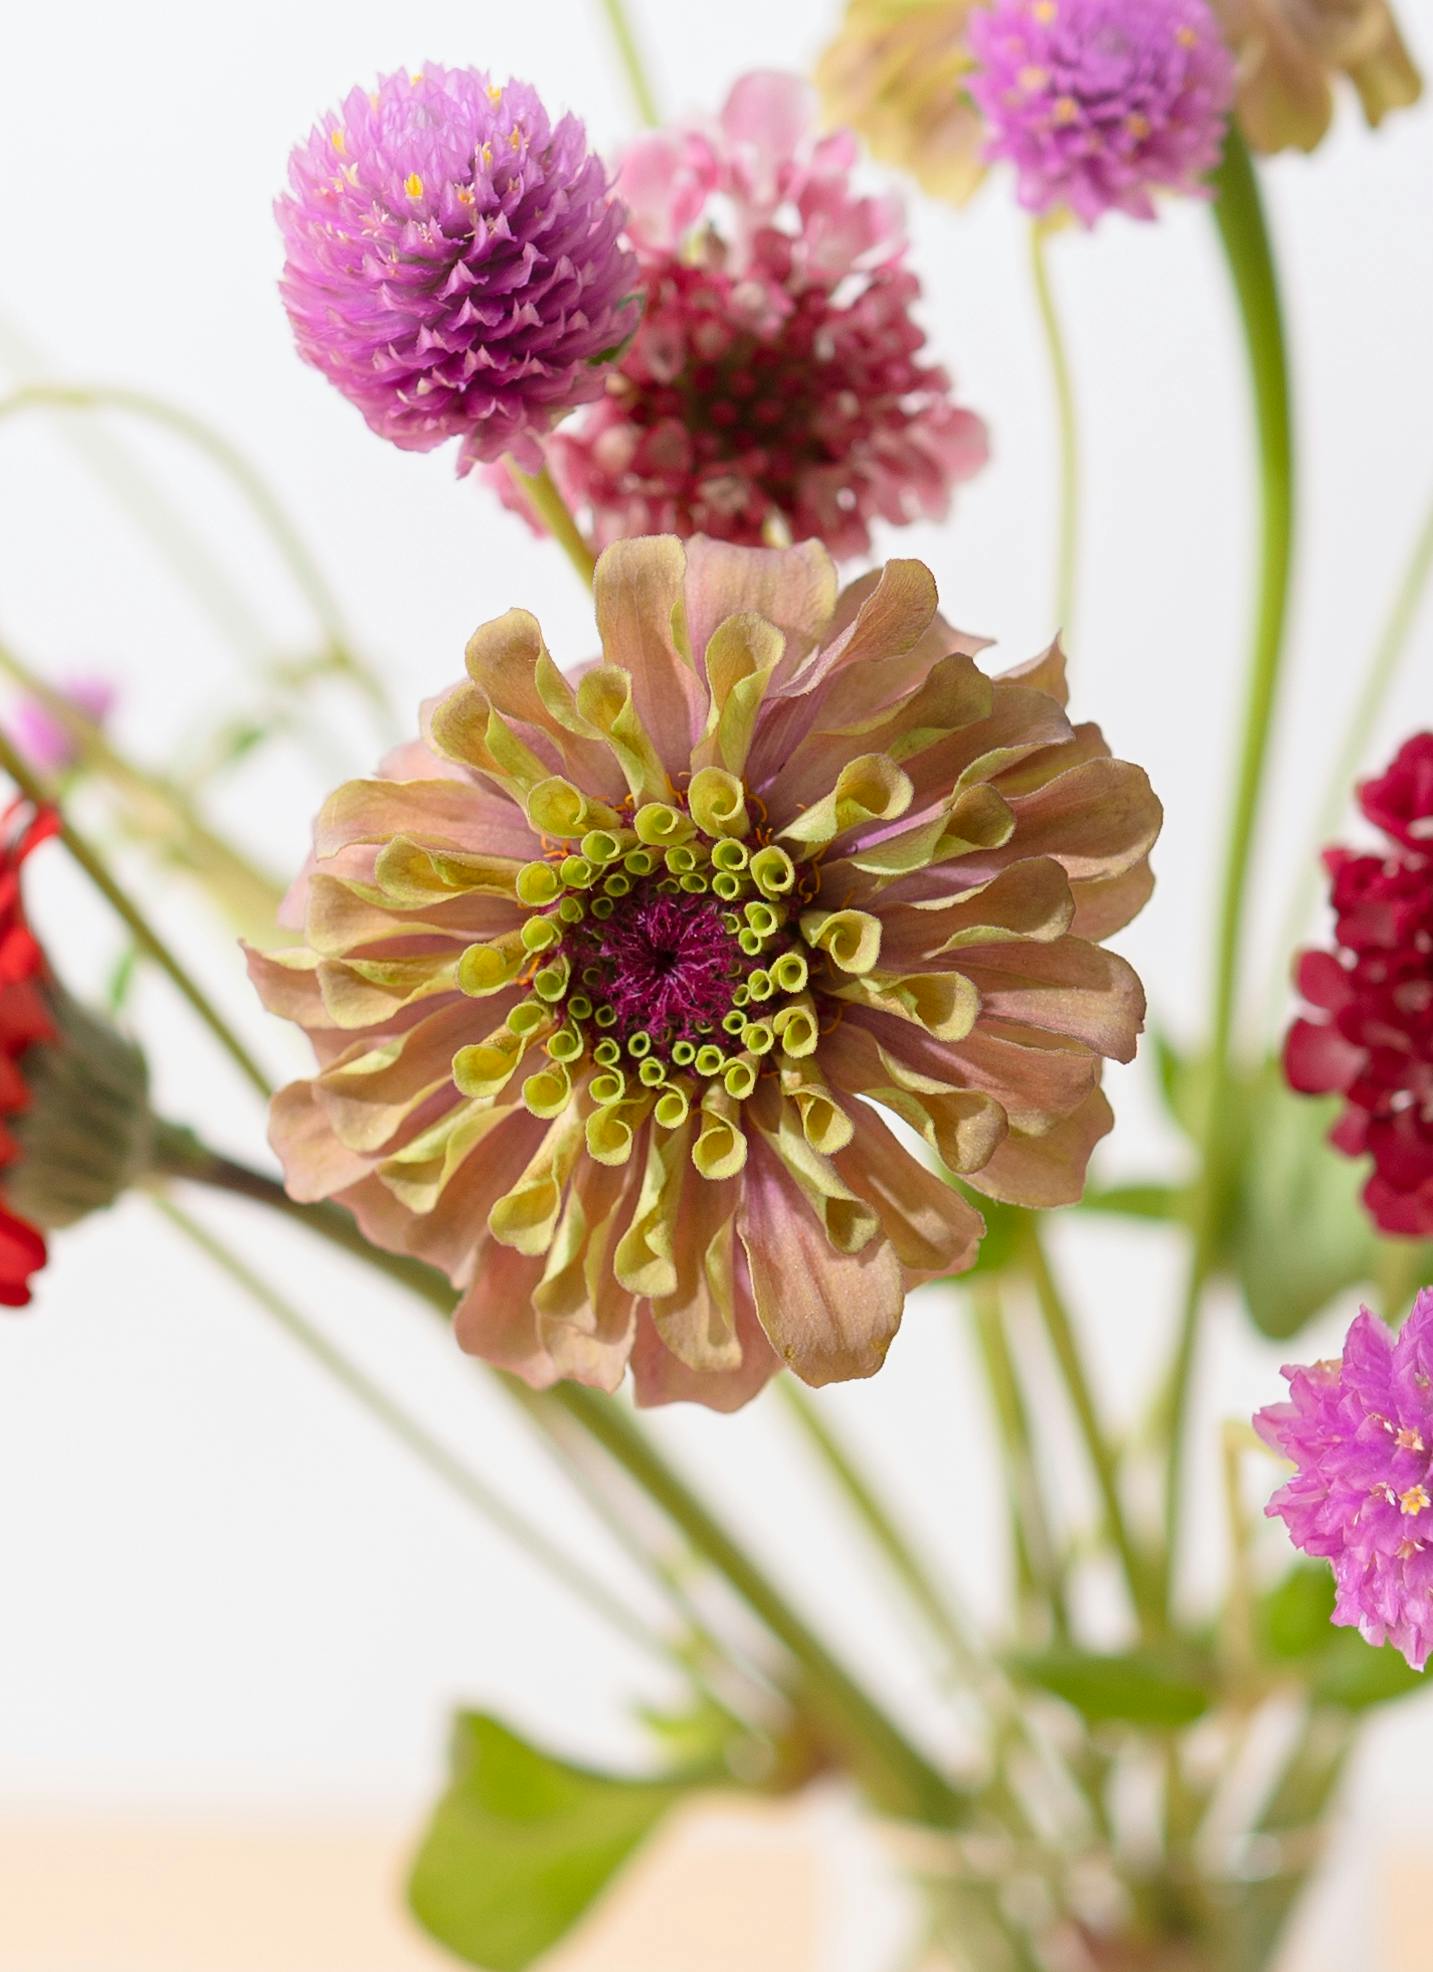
968,0 -> 1236,224
1257,1290 -> 1433,1671
276,66 -> 639,472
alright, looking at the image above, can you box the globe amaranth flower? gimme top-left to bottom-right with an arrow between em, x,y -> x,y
277,65 -> 639,473
967,0 -> 1237,225
516,73 -> 988,561
1212,0 -> 1421,153
0,802 -> 153,1306
818,0 -> 992,207
6,676 -> 115,777
250,536 -> 1160,1410
1256,1289 -> 1433,1670
1285,735 -> 1433,1238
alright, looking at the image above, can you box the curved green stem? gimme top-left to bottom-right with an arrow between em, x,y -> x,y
1163,131 -> 1295,1606
0,736 -> 273,1102
596,0 -> 661,127
1029,221 -> 1080,635
162,1127 -> 965,1826
0,636 -> 285,941
1269,479 -> 1433,1015
507,460 -> 599,588
0,382 -> 392,725
153,1192 -> 677,1671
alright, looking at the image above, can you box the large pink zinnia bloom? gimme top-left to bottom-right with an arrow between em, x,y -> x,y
250,538 -> 1159,1410
520,73 -> 988,561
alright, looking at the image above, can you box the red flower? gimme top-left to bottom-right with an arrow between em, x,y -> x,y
1285,735 -> 1433,1237
0,802 -> 59,1306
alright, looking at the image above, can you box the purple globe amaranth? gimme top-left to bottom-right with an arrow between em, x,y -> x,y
276,66 -> 640,473
1256,1289 -> 1433,1671
968,0 -> 1237,225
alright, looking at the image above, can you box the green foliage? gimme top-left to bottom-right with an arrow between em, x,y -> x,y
1256,1565 -> 1426,1711
408,1713 -> 691,1971
1006,1645 -> 1215,1727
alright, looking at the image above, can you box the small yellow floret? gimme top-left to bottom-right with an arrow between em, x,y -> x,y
1053,96 -> 1079,125
1400,1485 -> 1431,1516
329,129 -> 346,154
404,172 -> 424,199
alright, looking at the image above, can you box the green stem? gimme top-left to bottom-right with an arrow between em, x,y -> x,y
0,382 -> 391,725
0,739 -> 273,1102
1029,221 -> 1080,635
507,460 -> 598,588
1270,479 -> 1433,1015
550,1381 -> 965,1823
595,0 -> 661,127
0,635 -> 285,941
162,1128 -> 964,1826
780,1382 -> 976,1668
1025,1222 -> 1158,1634
969,1278 -> 1069,1642
1163,130 -> 1295,1606
152,1192 -> 676,1669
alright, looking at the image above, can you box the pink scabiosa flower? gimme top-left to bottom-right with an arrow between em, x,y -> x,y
520,73 -> 988,561
6,677 -> 115,777
276,66 -> 640,473
1285,735 -> 1433,1238
967,0 -> 1237,225
1256,1289 -> 1433,1670
249,537 -> 1160,1411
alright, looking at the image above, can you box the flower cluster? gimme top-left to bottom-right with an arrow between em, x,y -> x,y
276,66 -> 639,473
252,536 -> 1159,1410
967,0 -> 1237,225
1213,0 -> 1422,154
1257,1290 -> 1433,1670
0,804 -> 60,1305
1285,734 -> 1433,1238
524,73 -> 988,561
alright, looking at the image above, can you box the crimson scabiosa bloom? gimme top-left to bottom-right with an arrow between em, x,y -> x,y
1257,1289 -> 1433,1670
967,0 -> 1237,224
1285,735 -> 1433,1239
0,803 -> 152,1306
276,66 -> 639,473
1213,0 -> 1420,153
523,73 -> 987,560
250,537 -> 1159,1410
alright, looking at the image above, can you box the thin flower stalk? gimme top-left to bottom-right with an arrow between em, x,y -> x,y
505,461 -> 598,587
596,0 -> 661,127
1028,222 -> 1081,635
1164,129 -> 1295,1602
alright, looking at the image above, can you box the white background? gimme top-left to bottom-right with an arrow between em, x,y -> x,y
0,0 -> 1430,1963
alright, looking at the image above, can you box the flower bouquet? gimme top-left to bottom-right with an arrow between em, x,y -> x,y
4,2 -> 1431,1967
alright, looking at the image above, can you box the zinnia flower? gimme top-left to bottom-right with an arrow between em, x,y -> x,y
7,676 -> 115,777
276,66 -> 639,473
1285,734 -> 1433,1238
967,0 -> 1237,225
817,0 -> 991,207
517,73 -> 988,561
1256,1288 -> 1433,1670
250,536 -> 1160,1410
1212,0 -> 1421,153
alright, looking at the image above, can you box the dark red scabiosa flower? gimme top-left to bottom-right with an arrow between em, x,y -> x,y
507,72 -> 987,561
1285,734 -> 1433,1237
0,803 -> 61,1304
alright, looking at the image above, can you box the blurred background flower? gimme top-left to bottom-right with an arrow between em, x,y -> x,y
1214,0 -> 1422,153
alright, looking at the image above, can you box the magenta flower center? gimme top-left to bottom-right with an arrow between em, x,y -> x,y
565,889 -> 748,1053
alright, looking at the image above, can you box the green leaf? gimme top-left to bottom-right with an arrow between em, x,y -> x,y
1007,1646 -> 1215,1727
1226,1070 -> 1377,1340
408,1714 -> 690,1971
1255,1565 -> 1426,1712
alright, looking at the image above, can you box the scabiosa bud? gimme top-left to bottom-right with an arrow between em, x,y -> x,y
6,676 -> 115,777
1285,734 -> 1433,1238
0,803 -> 153,1306
1213,0 -> 1421,154
967,0 -> 1237,225
276,66 -> 640,474
1256,1290 -> 1433,1670
512,73 -> 988,561
249,536 -> 1160,1411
